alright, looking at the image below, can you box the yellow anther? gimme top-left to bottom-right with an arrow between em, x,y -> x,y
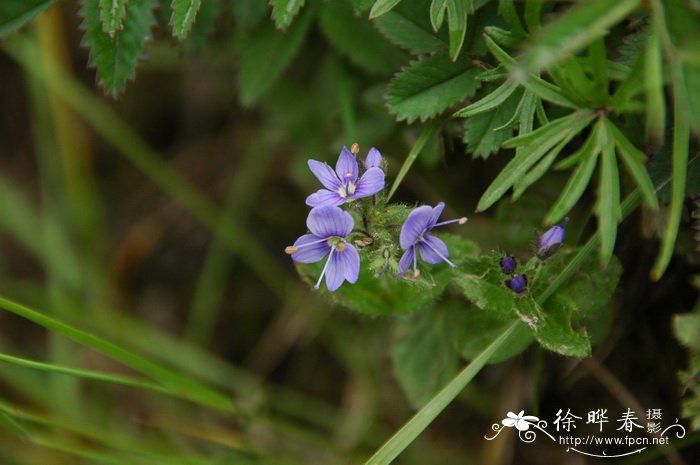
350,143 -> 360,154
284,246 -> 297,254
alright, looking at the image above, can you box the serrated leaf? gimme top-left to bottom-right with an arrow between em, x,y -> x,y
0,0 -> 56,38
674,313 -> 700,353
319,0 -> 404,77
374,0 -> 448,54
369,0 -> 403,19
100,0 -> 127,38
462,87 -> 520,158
446,0 -> 467,59
518,0 -> 641,73
271,0 -> 305,30
476,110 -> 595,212
183,0 -> 219,52
81,0 -> 157,96
171,0 -> 202,40
238,7 -> 312,105
596,120 -> 621,263
386,54 -> 480,123
392,307 -> 460,408
518,297 -> 591,357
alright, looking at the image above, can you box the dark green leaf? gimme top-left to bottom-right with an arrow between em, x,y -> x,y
0,0 -> 56,37
271,0 -> 305,30
238,7 -> 312,105
462,87 -> 520,158
230,0 -> 268,28
452,252 -> 519,319
518,0 -> 641,73
183,0 -> 219,52
645,23 -> 666,146
392,307 -> 460,408
319,0 -> 405,76
369,0 -> 404,19
374,0 -> 448,54
497,0 -> 526,38
81,0 -> 157,96
100,0 -> 127,38
518,297 -> 591,357
385,53 -> 480,123
171,0 -> 202,40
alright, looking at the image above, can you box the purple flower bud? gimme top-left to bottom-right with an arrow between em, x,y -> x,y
505,274 -> 528,294
500,255 -> 517,274
536,223 -> 566,260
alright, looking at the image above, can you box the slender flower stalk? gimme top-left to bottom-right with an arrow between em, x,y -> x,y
286,205 -> 360,291
398,202 -> 467,276
306,147 -> 385,207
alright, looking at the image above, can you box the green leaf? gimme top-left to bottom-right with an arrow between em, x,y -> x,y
596,120 -> 621,263
392,308 -> 459,408
430,0 -> 447,31
81,0 -> 157,95
517,297 -> 591,357
545,130 -> 600,224
674,313 -> 700,353
453,78 -> 518,117
238,6 -> 312,105
517,0 -> 641,73
385,53 -> 480,123
374,0 -> 448,54
183,0 -> 219,52
369,0 -> 403,19
0,0 -> 56,37
645,23 -> 666,146
271,0 -> 305,30
497,0 -> 526,38
446,0 -> 467,60
462,86 -> 520,158
99,0 -> 127,38
170,0 -> 202,40
476,110 -> 595,212
523,0 -> 543,32
319,0 -> 404,76
512,135 -> 570,199
452,253 -> 520,319
606,120 -> 659,210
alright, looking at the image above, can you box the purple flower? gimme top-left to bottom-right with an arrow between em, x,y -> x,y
500,255 -> 517,274
398,202 -> 467,276
505,274 -> 528,294
285,205 -> 360,291
306,147 -> 385,207
537,222 -> 566,260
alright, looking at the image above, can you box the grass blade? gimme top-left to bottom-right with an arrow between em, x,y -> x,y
386,120 -> 439,201
453,78 -> 518,117
644,22 -> 666,147
596,119 -> 621,263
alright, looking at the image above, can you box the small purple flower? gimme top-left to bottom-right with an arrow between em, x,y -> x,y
500,255 -> 517,274
537,222 -> 566,260
505,274 -> 528,294
306,147 -> 385,207
286,205 -> 360,291
398,202 -> 467,276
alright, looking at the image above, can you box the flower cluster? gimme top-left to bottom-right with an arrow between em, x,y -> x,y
286,146 -> 466,291
501,222 -> 567,295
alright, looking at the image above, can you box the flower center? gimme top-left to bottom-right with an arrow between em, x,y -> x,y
327,236 -> 346,250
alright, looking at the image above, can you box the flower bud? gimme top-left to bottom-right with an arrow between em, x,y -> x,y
505,274 -> 528,294
537,223 -> 566,260
500,255 -> 517,274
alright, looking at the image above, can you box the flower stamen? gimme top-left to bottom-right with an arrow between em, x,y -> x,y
421,238 -> 457,268
315,248 -> 335,289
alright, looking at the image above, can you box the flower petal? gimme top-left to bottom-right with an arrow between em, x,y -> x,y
365,147 -> 382,168
308,160 -> 341,191
325,250 -> 345,291
335,147 -> 359,182
338,244 -> 360,283
306,205 -> 354,238
306,189 -> 345,207
352,167 -> 385,199
398,247 -> 415,274
399,205 -> 434,249
291,234 -> 330,263
428,201 -> 446,228
417,234 -> 449,264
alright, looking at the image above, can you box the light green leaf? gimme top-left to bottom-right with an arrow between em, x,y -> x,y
606,119 -> 659,210
385,53 -> 480,123
0,0 -> 56,37
674,313 -> 700,352
369,0 -> 403,19
81,0 -> 157,95
171,0 -> 202,39
545,129 -> 600,224
238,6 -> 312,105
497,0 -> 526,38
430,0 -> 447,31
462,86 -> 520,158
518,0 -> 641,73
100,0 -> 126,38
596,120 -> 621,264
453,78 -> 518,117
374,0 -> 448,54
446,0 -> 467,60
319,0 -> 405,76
392,308 -> 459,408
476,110 -> 595,212
271,0 -> 305,30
